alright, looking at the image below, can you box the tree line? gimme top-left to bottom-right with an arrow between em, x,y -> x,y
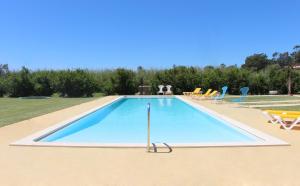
0,46 -> 299,97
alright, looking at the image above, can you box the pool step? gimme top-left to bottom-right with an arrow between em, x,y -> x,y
150,143 -> 172,153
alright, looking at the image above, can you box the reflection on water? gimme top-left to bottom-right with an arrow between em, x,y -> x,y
158,98 -> 164,107
158,98 -> 173,107
166,98 -> 172,106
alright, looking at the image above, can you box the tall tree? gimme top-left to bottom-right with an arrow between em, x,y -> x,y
272,46 -> 300,95
0,64 -> 9,96
292,45 -> 300,64
0,64 -> 9,76
242,53 -> 269,71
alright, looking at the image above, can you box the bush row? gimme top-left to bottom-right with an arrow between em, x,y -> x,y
0,64 -> 299,97
0,68 -> 96,97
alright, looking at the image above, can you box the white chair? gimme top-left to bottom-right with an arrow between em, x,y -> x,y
157,85 -> 164,95
165,85 -> 172,95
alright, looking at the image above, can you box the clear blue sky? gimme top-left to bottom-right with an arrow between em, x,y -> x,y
0,0 -> 299,70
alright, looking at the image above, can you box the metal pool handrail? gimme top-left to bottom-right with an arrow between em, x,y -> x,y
146,103 -> 173,153
147,103 -> 151,152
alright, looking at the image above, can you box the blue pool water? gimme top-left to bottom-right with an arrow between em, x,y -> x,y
40,98 -> 259,143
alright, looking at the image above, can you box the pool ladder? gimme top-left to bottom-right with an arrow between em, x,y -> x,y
147,103 -> 172,153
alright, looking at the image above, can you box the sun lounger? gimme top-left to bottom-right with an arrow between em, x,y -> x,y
198,89 -> 212,97
231,87 -> 249,103
264,110 -> 300,115
273,114 -> 300,130
194,89 -> 213,99
203,89 -> 212,96
262,110 -> 300,130
183,88 -> 201,96
263,110 -> 300,123
214,86 -> 228,103
207,90 -> 218,99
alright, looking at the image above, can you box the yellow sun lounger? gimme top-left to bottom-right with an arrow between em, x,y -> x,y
262,110 -> 300,130
263,110 -> 300,124
196,90 -> 218,100
183,88 -> 201,96
207,90 -> 218,98
264,110 -> 300,115
193,89 -> 212,99
202,89 -> 212,97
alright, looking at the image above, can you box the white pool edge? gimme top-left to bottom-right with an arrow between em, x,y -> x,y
176,96 -> 288,146
11,95 -> 288,147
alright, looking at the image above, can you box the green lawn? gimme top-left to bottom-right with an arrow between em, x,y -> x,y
224,95 -> 300,111
240,101 -> 300,106
224,95 -> 300,102
254,105 -> 300,111
0,95 -> 102,127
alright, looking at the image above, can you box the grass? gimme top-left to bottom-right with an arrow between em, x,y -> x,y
224,95 -> 300,102
224,95 -> 300,111
255,105 -> 300,111
0,94 -> 103,127
240,101 -> 300,106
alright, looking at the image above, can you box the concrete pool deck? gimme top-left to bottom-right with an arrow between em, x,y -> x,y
1,96 -> 300,185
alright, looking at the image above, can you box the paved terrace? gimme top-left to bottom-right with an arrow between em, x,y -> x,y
0,96 -> 300,186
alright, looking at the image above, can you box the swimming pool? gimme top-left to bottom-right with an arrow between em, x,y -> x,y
12,96 -> 287,147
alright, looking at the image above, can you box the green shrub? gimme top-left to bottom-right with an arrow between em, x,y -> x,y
111,68 -> 137,95
56,69 -> 96,97
32,71 -> 55,96
249,72 -> 269,95
7,67 -> 34,97
0,77 -> 6,97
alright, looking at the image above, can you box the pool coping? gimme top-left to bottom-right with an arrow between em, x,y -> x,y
11,95 -> 288,148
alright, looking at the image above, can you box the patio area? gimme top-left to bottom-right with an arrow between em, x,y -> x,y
1,96 -> 300,186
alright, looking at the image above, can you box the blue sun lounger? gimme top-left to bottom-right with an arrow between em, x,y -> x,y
214,86 -> 228,103
232,87 -> 249,103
